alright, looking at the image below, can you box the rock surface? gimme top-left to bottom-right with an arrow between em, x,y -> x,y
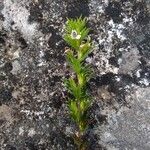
0,0 -> 150,149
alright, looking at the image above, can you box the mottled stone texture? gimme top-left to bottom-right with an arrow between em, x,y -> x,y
0,0 -> 150,149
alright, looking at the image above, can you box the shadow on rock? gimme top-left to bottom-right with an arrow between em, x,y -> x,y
66,0 -> 89,19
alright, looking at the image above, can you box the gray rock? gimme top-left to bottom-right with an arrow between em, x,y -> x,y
2,0 -> 38,42
11,60 -> 21,75
96,87 -> 150,150
119,47 -> 140,75
0,0 -> 150,150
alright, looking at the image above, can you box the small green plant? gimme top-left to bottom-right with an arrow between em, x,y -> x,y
64,17 -> 93,150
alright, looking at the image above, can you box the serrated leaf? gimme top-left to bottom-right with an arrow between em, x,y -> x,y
64,78 -> 82,99
80,27 -> 90,41
78,65 -> 93,86
80,99 -> 90,112
68,100 -> 80,123
64,34 -> 80,50
64,17 -> 90,50
78,42 -> 92,62
66,50 -> 81,74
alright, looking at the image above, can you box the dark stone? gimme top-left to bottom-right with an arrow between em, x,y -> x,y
90,73 -> 135,104
0,75 -> 6,81
51,92 -> 63,109
66,0 -> 89,18
97,114 -> 107,124
138,36 -> 150,58
133,2 -> 150,25
86,133 -> 107,150
0,88 -> 13,103
5,145 -> 17,150
44,51 -> 53,62
42,24 -> 66,63
47,27 -> 62,49
0,119 -> 6,126
32,78 -> 41,94
25,137 -> 38,150
49,75 -> 61,86
105,1 -> 122,23
28,2 -> 43,23
137,11 -> 149,24
18,37 -> 28,49
49,130 -> 74,149
95,73 -> 114,86
0,37 -> 5,45
45,52 -> 64,64
8,74 -> 19,86
4,62 -> 13,73
109,57 -> 119,67
10,21 -> 15,26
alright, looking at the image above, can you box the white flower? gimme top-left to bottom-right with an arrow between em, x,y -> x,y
71,30 -> 81,39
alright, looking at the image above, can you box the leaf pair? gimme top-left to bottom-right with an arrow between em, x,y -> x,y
78,41 -> 92,62
68,99 -> 90,132
66,50 -> 82,74
66,50 -> 92,86
78,64 -> 92,85
64,78 -> 83,100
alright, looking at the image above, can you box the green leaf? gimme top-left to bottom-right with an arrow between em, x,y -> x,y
66,50 -> 81,74
68,100 -> 80,123
79,99 -> 91,132
80,99 -> 90,112
68,99 -> 91,127
64,17 -> 90,50
78,65 -> 93,86
78,42 -> 92,61
64,34 -> 80,50
80,27 -> 90,41
64,78 -> 82,99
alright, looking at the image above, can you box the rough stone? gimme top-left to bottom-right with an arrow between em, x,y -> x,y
95,87 -> 150,150
0,0 -> 150,149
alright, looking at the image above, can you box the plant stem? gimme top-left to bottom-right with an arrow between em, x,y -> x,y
64,17 -> 92,150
